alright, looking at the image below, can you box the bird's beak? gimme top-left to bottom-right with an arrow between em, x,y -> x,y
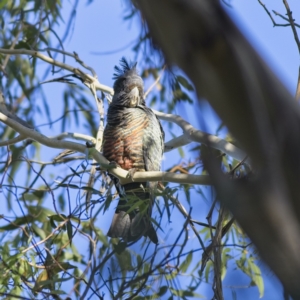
129,86 -> 140,107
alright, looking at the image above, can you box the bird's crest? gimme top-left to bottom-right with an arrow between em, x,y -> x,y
113,57 -> 138,80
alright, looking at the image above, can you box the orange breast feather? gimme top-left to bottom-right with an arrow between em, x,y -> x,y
103,109 -> 149,171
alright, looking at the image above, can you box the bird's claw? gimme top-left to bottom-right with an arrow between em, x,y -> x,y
127,168 -> 137,181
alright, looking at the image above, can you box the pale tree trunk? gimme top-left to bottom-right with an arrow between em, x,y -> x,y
136,0 -> 300,298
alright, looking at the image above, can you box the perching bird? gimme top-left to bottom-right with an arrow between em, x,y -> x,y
103,58 -> 164,244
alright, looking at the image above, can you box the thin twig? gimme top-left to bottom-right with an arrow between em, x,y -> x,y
272,10 -> 300,28
200,217 -> 235,274
282,0 -> 300,102
0,48 -> 113,94
31,0 -> 46,48
0,147 -> 12,188
280,0 -> 300,52
0,135 -> 26,146
212,206 -> 225,300
296,67 -> 300,101
154,109 -> 249,164
37,47 -> 98,77
22,219 -> 68,253
144,65 -> 165,98
258,0 -> 290,27
85,96 -> 105,210
1,25 -> 23,73
258,1 -> 300,100
158,184 -> 209,251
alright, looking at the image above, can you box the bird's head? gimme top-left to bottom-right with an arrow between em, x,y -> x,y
112,57 -> 145,107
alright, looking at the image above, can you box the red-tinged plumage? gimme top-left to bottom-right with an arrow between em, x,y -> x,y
103,58 -> 164,244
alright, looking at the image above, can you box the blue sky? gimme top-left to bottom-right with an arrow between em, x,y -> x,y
225,0 -> 299,94
2,0 -> 299,299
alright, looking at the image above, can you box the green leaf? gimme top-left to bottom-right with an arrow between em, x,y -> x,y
136,255 -> 142,267
38,33 -> 49,45
32,223 -> 46,239
49,217 -> 57,229
179,251 -> 192,273
36,270 -> 48,283
221,248 -> 232,280
81,186 -> 102,195
47,289 -> 66,295
6,252 -> 23,267
15,41 -> 30,50
56,262 -> 76,271
0,215 -> 35,231
58,194 -> 65,211
0,0 -> 8,10
67,220 -> 73,244
165,270 -> 178,280
22,190 -> 45,201
158,286 -> 168,296
236,255 -> 264,298
57,183 -> 80,189
249,258 -> 264,298
176,75 -> 194,91
115,249 -> 133,277
204,260 -> 213,282
124,199 -> 145,215
178,146 -> 184,158
48,214 -> 67,222
18,259 -> 32,277
22,193 -> 38,201
170,287 -> 204,298
113,241 -> 127,254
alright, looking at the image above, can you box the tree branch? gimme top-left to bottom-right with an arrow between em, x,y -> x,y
0,111 -> 211,186
154,109 -> 249,163
37,47 -> 98,77
282,0 -> 300,54
86,96 -> 105,209
0,48 -> 113,95
258,1 -> 290,27
0,48 -> 248,164
272,10 -> 300,28
258,1 -> 300,100
0,134 -> 26,146
51,132 -> 96,143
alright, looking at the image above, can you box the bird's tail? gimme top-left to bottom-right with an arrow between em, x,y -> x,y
107,181 -> 158,244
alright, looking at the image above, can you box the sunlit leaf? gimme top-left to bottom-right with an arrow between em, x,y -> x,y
48,214 -> 67,222
249,258 -> 264,298
0,216 -> 35,231
32,223 -> 46,239
165,270 -> 178,280
0,0 -> 8,10
179,252 -> 193,273
204,260 -> 213,282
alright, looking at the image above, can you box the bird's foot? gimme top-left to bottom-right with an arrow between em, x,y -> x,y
127,168 -> 137,181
